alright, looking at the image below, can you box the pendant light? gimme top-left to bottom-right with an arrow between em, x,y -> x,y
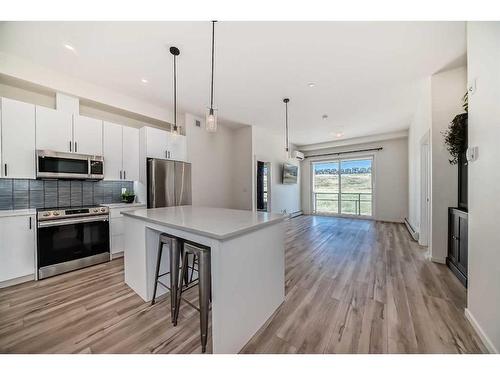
170,46 -> 180,135
283,98 -> 290,158
206,20 -> 218,133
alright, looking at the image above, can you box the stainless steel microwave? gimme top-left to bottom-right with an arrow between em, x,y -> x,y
36,150 -> 104,180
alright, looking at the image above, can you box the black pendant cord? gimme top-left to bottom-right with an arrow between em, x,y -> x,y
170,46 -> 180,132
284,98 -> 290,152
210,20 -> 217,111
173,54 -> 177,130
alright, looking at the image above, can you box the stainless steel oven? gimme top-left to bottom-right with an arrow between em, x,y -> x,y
36,150 -> 104,180
37,206 -> 110,279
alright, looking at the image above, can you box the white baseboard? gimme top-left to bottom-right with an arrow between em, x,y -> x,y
430,256 -> 446,264
111,251 -> 124,260
464,308 -> 498,353
404,217 -> 419,241
0,274 -> 35,289
289,210 -> 303,218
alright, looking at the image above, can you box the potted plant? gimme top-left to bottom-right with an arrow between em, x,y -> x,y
443,92 -> 468,165
121,189 -> 136,204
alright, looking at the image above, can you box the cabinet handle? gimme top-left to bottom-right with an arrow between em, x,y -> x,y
4,163 -> 7,177
124,170 -> 126,180
120,170 -> 123,180
165,150 -> 168,159
168,151 -> 171,159
75,142 -> 78,153
69,141 -> 72,152
29,217 -> 32,230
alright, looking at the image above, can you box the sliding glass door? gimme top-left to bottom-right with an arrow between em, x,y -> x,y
313,157 -> 373,217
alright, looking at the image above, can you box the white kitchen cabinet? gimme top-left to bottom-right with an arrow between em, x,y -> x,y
144,126 -> 168,159
73,115 -> 103,155
35,105 -> 73,153
122,126 -> 139,181
142,126 -> 187,161
103,121 -> 139,181
0,214 -> 36,284
166,132 -> 187,162
107,204 -> 146,257
103,121 -> 123,180
0,98 -> 36,179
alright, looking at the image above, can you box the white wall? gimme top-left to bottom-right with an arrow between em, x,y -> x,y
430,66 -> 466,262
185,113 -> 235,209
301,137 -> 408,222
466,22 -> 500,354
408,68 -> 466,261
251,126 -> 301,215
231,126 -> 253,210
408,78 -> 432,233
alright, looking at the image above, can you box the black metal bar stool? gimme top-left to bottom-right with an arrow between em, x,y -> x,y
151,233 -> 182,324
174,241 -> 211,353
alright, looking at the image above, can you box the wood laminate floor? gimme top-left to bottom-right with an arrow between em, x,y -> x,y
0,215 -> 486,354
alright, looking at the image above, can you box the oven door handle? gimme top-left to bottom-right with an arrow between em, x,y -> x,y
38,216 -> 109,228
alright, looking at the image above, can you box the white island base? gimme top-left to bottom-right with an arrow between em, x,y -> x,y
122,206 -> 285,354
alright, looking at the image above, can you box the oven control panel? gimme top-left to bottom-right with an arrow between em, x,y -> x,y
37,206 -> 109,221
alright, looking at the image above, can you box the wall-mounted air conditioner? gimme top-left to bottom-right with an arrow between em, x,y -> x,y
293,151 -> 305,160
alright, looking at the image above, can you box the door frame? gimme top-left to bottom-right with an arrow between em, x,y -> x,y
419,131 -> 431,247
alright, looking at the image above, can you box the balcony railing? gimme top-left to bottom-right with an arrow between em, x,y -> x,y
313,192 -> 372,216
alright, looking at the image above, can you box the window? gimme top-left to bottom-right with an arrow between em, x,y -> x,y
313,157 -> 373,216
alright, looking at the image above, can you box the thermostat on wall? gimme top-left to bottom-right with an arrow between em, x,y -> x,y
466,146 -> 479,162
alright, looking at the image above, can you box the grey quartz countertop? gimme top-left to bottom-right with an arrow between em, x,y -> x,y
122,206 -> 286,240
104,202 -> 146,209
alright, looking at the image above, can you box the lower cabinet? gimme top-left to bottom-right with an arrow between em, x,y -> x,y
447,208 -> 468,287
0,214 -> 36,285
109,204 -> 146,257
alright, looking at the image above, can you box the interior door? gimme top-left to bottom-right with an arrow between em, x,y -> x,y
1,98 -> 36,179
103,121 -> 123,180
122,126 -> 139,181
73,115 -> 103,155
174,161 -> 192,206
35,105 -> 73,153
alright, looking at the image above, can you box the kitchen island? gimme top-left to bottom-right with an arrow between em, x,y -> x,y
122,206 -> 286,353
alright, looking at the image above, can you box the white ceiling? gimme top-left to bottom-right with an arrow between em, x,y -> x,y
0,21 -> 466,146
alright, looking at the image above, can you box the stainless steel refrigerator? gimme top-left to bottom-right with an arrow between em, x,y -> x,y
147,158 -> 192,208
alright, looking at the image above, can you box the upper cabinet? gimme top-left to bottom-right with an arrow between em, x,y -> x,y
167,133 -> 187,162
36,107 -> 103,156
122,126 -> 140,181
35,105 -> 73,153
73,115 -> 103,155
141,126 -> 187,162
103,121 -> 139,181
0,98 -> 36,179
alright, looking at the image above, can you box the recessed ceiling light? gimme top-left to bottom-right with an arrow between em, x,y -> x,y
63,43 -> 76,52
141,78 -> 149,84
308,82 -> 316,88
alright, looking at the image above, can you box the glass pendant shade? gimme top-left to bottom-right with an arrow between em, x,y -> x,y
206,108 -> 218,133
172,125 -> 179,135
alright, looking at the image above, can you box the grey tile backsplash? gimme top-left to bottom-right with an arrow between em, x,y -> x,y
0,179 -> 134,210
